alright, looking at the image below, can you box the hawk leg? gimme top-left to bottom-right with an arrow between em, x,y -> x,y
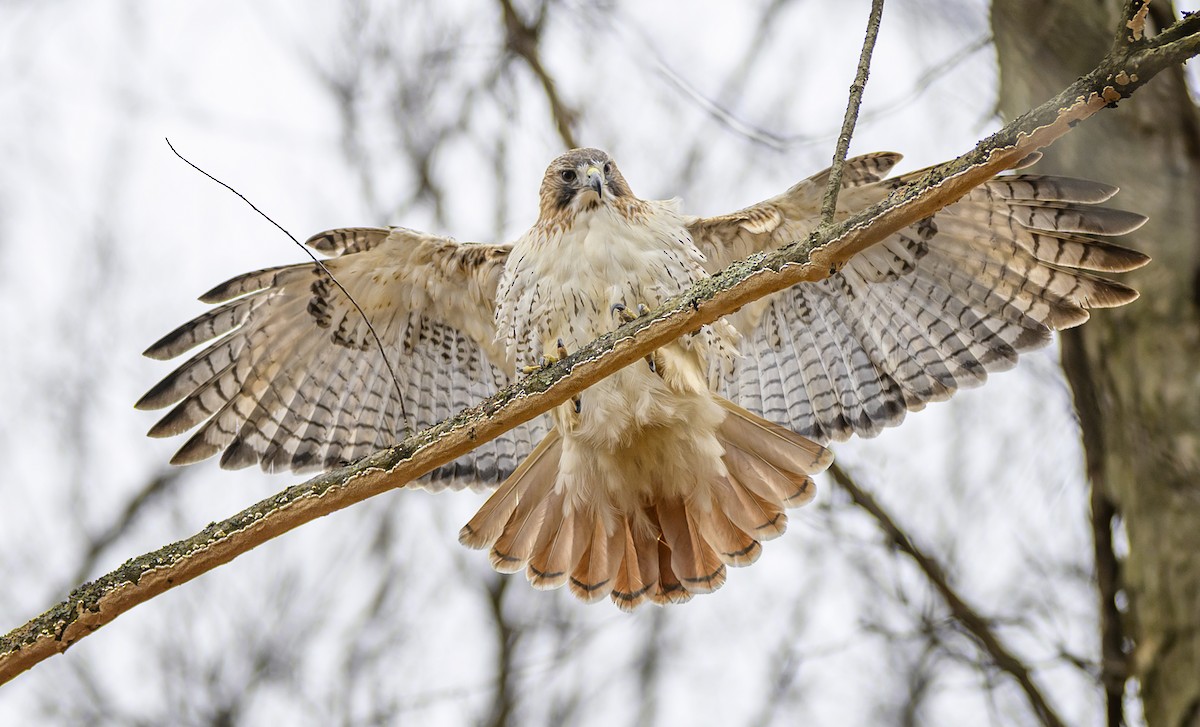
610,303 -> 661,375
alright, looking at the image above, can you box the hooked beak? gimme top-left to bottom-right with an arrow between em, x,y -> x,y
585,165 -> 604,198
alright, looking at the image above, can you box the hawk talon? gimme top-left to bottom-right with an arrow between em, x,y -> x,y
521,346 -> 567,375
526,339 -> 572,373
611,302 -> 638,324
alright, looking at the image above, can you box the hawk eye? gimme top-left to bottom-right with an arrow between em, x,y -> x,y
603,162 -> 612,175
560,169 -> 577,183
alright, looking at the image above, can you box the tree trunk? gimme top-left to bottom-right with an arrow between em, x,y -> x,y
992,2 -> 1200,725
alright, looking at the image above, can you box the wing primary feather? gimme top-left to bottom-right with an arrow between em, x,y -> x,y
198,264 -> 302,304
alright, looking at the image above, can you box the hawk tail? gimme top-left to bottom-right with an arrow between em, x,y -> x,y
459,400 -> 831,610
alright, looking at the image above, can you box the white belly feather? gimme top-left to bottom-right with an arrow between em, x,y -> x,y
495,201 -> 738,509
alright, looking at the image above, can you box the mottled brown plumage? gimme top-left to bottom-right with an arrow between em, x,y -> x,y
139,148 -> 1148,609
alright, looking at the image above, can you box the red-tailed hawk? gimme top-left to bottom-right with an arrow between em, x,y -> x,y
138,148 -> 1147,610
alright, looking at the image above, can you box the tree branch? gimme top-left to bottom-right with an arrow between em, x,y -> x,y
3,13 -> 1199,686
820,0 -> 886,225
828,463 -> 1066,727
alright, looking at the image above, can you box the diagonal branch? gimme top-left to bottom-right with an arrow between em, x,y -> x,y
828,463 -> 1066,727
3,12 -> 1199,686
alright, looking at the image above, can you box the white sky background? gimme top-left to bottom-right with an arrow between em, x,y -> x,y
0,0 -> 1184,724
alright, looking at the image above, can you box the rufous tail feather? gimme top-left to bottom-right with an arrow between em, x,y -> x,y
458,401 -> 832,610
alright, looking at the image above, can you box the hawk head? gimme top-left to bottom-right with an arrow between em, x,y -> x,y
538,148 -> 633,221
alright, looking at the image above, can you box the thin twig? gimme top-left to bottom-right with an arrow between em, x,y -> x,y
601,2 -> 814,152
3,21 -> 1198,684
163,138 -> 410,431
827,462 -> 1067,727
856,34 -> 992,128
820,0 -> 886,225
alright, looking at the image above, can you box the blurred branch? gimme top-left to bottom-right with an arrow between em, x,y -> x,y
650,0 -> 799,194
827,463 -> 1066,727
820,0 -> 885,225
1061,327 -> 1129,727
497,0 -> 578,149
482,576 -> 516,727
650,51 -> 803,153
858,34 -> 992,128
749,624 -> 805,727
896,643 -> 936,727
609,0 -> 812,154
632,3 -> 986,163
3,10 -> 1199,685
298,3 -> 480,228
633,610 -> 664,727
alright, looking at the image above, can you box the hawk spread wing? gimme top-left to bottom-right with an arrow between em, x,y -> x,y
136,227 -> 547,490
687,152 -> 1147,442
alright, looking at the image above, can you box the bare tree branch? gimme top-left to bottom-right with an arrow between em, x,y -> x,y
820,0 -> 886,225
2,11 -> 1198,686
827,463 -> 1066,727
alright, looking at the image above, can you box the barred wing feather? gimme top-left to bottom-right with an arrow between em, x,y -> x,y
136,226 -> 549,489
689,154 -> 1148,443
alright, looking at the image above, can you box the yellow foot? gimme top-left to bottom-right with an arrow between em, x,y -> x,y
523,338 -> 581,412
520,338 -> 573,374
